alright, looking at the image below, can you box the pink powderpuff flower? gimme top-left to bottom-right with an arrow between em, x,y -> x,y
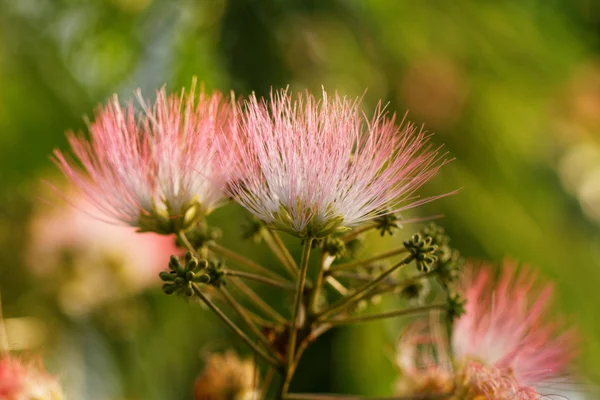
453,261 -> 576,389
226,88 -> 454,238
53,79 -> 236,234
396,260 -> 577,400
0,355 -> 64,400
27,190 -> 179,316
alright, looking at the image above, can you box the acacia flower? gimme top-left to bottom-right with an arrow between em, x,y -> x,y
0,355 -> 64,400
396,261 -> 576,400
53,80 -> 235,234
226,88 -> 453,238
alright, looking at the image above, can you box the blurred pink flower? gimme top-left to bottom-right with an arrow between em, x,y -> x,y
226,88 -> 453,237
53,80 -> 235,232
28,192 -> 178,315
453,261 -> 576,389
396,261 -> 576,400
0,356 -> 63,400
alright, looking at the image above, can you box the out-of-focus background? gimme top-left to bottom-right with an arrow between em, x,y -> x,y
1,0 -> 599,398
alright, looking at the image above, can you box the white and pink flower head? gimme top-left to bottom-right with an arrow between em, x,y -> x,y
0,355 -> 64,400
396,260 -> 577,400
53,79 -> 236,234
226,88 -> 453,238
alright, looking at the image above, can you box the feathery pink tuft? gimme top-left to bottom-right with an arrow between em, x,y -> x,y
0,356 -> 26,397
53,80 -> 235,231
226,88 -> 453,237
453,260 -> 576,388
396,260 -> 577,400
0,356 -> 63,399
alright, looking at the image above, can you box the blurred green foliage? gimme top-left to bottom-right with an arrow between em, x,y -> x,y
1,0 -> 600,398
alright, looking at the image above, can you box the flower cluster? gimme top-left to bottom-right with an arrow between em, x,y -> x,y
47,81 -> 580,399
396,260 -> 576,400
54,85 -> 451,238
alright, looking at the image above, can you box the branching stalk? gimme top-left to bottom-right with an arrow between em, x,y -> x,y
329,247 -> 408,271
219,287 -> 279,355
210,242 -> 285,281
368,270 -> 437,297
330,271 -> 398,285
269,230 -> 299,277
321,304 -> 445,325
340,224 -> 376,243
281,238 -> 313,397
308,251 -> 329,315
229,278 -> 288,324
191,283 -> 280,368
225,270 -> 296,291
325,276 -> 349,296
261,367 -> 276,400
262,229 -> 298,278
177,231 -> 201,260
315,255 -> 414,320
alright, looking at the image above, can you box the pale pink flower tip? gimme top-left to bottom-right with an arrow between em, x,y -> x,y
0,356 -> 64,399
53,80 -> 235,233
226,88 -> 453,238
453,260 -> 576,389
396,260 -> 577,400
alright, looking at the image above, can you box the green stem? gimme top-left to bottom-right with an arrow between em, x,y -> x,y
261,367 -> 276,399
287,323 -> 332,384
225,270 -> 296,291
281,238 -> 313,397
243,307 -> 278,328
368,270 -> 437,297
315,255 -> 414,321
330,271 -> 398,285
308,251 -> 329,315
229,278 -> 288,324
177,231 -> 201,260
210,242 -> 285,281
262,229 -> 298,278
325,276 -> 349,296
219,287 -> 279,355
321,304 -> 445,325
191,283 -> 280,368
340,224 -> 376,243
269,230 -> 299,277
329,247 -> 408,271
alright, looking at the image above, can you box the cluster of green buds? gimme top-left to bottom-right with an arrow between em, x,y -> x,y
159,252 -> 226,296
415,224 -> 464,288
399,277 -> 431,305
445,290 -> 466,324
318,236 -> 347,258
176,222 -> 223,250
374,213 -> 402,236
403,233 -> 438,272
410,224 -> 466,324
